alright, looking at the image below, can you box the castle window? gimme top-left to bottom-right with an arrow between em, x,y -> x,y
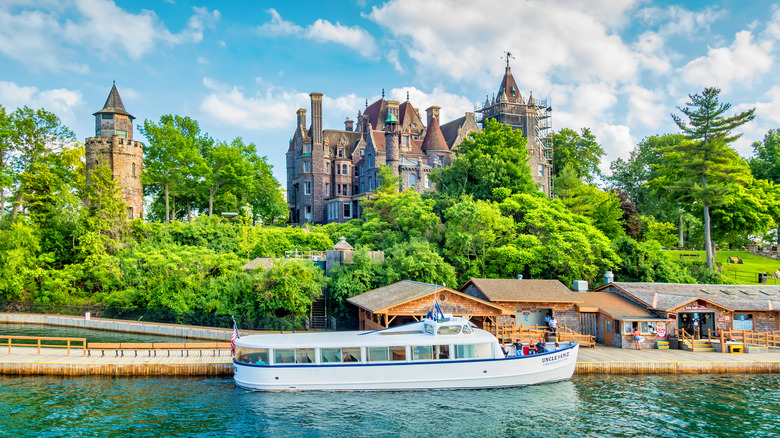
115,130 -> 127,139
338,148 -> 344,158
360,182 -> 365,193
102,114 -> 113,120
304,182 -> 311,195
326,161 -> 330,174
303,161 -> 311,173
359,165 -> 364,176
342,164 -> 348,175
538,164 -> 544,176
132,163 -> 136,178
408,174 -> 416,187
368,154 -> 374,168
338,184 -> 341,195
426,176 -> 431,188
305,206 -> 312,222
325,183 -> 330,197
127,207 -> 133,219
343,202 -> 351,218
402,136 -> 409,150
303,143 -> 311,154
369,177 -> 374,191
354,185 -> 358,195
343,184 -> 348,196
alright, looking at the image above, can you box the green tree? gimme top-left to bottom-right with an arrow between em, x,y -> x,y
432,118 -> 537,200
140,115 -> 207,223
201,137 -> 255,217
328,249 -> 387,318
248,154 -> 287,225
668,87 -> 755,268
554,165 -> 624,240
611,236 -> 696,283
77,160 -> 130,261
0,105 -> 12,218
383,240 -> 457,288
255,259 -> 327,318
749,129 -> 780,184
553,128 -> 605,182
642,218 -> 678,248
7,107 -> 75,220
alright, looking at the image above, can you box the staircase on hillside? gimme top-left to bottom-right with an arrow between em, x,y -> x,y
682,339 -> 716,352
310,293 -> 328,331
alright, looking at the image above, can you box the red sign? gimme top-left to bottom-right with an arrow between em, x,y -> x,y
717,317 -> 725,322
685,305 -> 707,310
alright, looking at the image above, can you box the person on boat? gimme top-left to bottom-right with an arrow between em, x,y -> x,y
256,359 -> 265,365
500,343 -> 508,357
633,326 -> 641,350
512,342 -> 522,357
527,340 -> 536,355
536,338 -> 547,353
554,342 -> 560,351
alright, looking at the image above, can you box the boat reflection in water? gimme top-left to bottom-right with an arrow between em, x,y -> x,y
233,312 -> 579,391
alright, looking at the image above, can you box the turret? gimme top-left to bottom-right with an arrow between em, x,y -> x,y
385,100 -> 400,177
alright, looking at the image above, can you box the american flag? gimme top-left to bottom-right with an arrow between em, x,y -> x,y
230,320 -> 240,354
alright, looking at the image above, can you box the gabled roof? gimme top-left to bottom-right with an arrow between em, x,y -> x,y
421,117 -> 449,152
574,292 -> 665,320
93,84 -> 134,119
497,66 -> 523,104
369,130 -> 386,152
594,282 -> 780,312
461,279 -> 583,303
364,98 -> 386,131
347,280 -> 510,315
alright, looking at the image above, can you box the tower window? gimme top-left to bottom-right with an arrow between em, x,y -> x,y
116,130 -> 127,139
132,163 -> 136,177
325,161 -> 331,174
127,207 -> 133,219
409,174 -> 416,187
338,148 -> 344,158
343,202 -> 351,218
304,182 -> 311,195
342,164 -> 348,175
102,114 -> 113,120
303,161 -> 311,173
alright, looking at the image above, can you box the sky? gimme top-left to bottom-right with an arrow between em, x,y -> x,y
2,0 -> 780,186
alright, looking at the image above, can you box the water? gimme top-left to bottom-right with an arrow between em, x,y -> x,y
0,323 -> 192,343
0,374 -> 779,437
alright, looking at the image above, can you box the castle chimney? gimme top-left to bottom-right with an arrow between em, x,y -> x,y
425,106 -> 440,126
310,93 -> 323,148
345,118 -> 354,131
296,108 -> 307,131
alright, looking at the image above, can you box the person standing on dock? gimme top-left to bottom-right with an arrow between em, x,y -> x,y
633,327 -> 641,350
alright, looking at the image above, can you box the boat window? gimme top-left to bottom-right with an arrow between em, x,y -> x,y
296,348 -> 315,364
389,346 -> 406,361
274,349 -> 296,364
424,324 -> 434,335
436,325 -> 461,335
435,345 -> 450,360
455,344 -> 475,359
320,348 -> 342,363
412,345 -> 434,361
475,343 -> 493,359
235,347 -> 269,364
342,347 -> 361,363
367,347 -> 389,362
462,325 -> 472,334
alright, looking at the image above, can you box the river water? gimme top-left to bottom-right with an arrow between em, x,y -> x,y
0,374 -> 778,437
1,324 -> 780,436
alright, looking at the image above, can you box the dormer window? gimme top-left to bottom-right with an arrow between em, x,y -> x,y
338,148 -> 344,158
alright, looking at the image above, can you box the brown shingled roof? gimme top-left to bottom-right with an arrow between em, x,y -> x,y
364,98 -> 386,131
461,279 -> 582,303
498,66 -> 523,104
347,280 -> 510,314
93,84 -> 134,119
440,115 -> 465,149
594,282 -> 780,312
370,130 -> 385,152
574,292 -> 661,320
421,117 -> 449,151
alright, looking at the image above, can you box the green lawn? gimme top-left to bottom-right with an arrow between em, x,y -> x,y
665,250 -> 780,285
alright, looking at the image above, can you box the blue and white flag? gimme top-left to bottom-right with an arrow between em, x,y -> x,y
433,300 -> 445,320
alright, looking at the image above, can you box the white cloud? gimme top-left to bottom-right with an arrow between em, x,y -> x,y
681,31 -> 773,90
200,78 -> 310,130
0,81 -> 84,127
386,49 -> 404,73
198,56 -> 209,65
592,123 -> 635,173
754,85 -> 780,125
637,5 -> 724,36
258,9 -> 377,58
0,1 -> 219,72
625,84 -> 666,128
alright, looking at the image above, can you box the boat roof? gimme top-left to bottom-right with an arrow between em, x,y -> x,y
235,319 -> 496,349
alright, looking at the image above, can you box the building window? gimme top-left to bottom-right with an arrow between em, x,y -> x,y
325,161 -> 330,174
303,143 -> 311,154
127,207 -> 133,219
343,184 -> 348,196
303,161 -> 311,173
102,114 -> 113,120
304,182 -> 311,195
368,154 -> 374,168
359,165 -> 364,176
425,176 -> 431,188
354,185 -> 358,195
408,174 -> 417,187
369,177 -> 374,191
342,164 -> 348,175
360,182 -> 365,193
338,148 -> 344,158
325,183 -> 330,196
132,163 -> 136,178
402,136 -> 409,149
115,130 -> 127,139
538,164 -> 544,176
337,184 -> 341,195
343,202 -> 351,218
305,205 -> 312,222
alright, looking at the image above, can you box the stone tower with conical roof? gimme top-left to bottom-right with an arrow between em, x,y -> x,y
85,83 -> 144,219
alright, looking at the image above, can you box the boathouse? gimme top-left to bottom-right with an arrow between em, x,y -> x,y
459,279 -> 583,332
574,292 -> 671,349
347,281 -> 511,331
591,282 -> 780,339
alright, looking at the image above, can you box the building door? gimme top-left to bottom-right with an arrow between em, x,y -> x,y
678,312 -> 715,339
604,317 -> 613,346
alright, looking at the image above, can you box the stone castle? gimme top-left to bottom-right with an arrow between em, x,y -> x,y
85,84 -> 144,220
286,61 -> 553,225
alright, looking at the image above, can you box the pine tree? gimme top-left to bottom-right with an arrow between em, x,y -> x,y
669,87 -> 755,268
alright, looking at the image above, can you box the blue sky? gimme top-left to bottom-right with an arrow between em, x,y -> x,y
2,0 -> 780,185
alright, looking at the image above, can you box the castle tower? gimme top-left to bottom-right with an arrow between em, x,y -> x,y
384,100 -> 400,177
85,83 -> 144,219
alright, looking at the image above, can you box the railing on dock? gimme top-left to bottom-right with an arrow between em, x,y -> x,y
1,335 -> 87,356
679,328 -> 695,351
709,329 -> 780,352
556,325 -> 596,348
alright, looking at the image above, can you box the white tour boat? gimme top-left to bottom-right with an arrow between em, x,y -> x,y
233,314 -> 579,391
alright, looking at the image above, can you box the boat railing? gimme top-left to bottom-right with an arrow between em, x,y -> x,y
1,335 -> 87,356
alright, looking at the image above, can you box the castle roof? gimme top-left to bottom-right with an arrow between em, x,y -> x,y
93,84 -> 134,119
497,66 -> 523,104
364,98 -> 386,131
420,116 -> 449,152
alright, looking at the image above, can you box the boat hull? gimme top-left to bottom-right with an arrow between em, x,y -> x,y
234,344 -> 579,391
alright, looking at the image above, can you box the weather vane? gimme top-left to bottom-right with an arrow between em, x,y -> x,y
503,51 -> 515,68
